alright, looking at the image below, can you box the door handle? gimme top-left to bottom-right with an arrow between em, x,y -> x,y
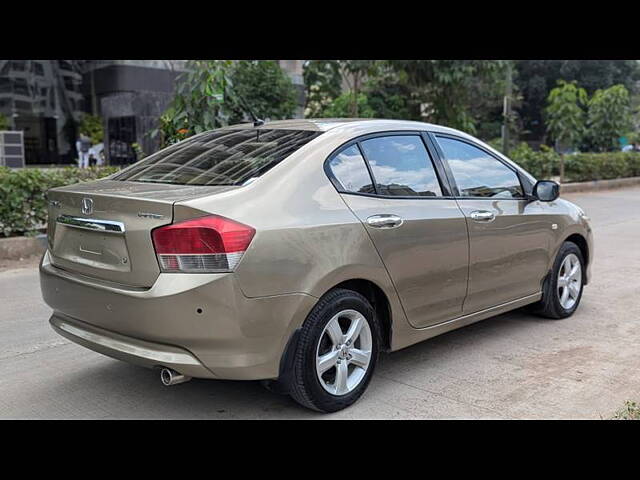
366,214 -> 404,229
470,210 -> 495,222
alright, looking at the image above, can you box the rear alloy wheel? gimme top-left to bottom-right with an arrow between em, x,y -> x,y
315,309 -> 373,396
531,241 -> 585,319
289,289 -> 379,412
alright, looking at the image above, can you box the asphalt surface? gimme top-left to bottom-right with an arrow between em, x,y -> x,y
1,187 -> 639,419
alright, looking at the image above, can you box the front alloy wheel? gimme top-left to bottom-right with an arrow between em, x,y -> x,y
531,241 -> 585,319
557,253 -> 582,310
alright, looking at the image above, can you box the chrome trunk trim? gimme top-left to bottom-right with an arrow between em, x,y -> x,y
56,215 -> 125,234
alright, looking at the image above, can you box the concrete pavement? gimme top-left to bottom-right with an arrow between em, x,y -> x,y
1,187 -> 639,419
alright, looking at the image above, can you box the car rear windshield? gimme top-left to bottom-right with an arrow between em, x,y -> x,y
112,129 -> 323,186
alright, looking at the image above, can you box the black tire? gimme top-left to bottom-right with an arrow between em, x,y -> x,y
288,288 -> 380,413
530,241 -> 585,319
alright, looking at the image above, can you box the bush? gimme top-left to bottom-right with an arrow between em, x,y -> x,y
508,143 -> 640,183
0,166 -> 118,237
563,152 -> 640,182
509,143 -> 560,179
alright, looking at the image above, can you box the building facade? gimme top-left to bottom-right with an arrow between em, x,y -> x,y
0,60 -> 306,166
80,60 -> 188,165
0,60 -> 85,164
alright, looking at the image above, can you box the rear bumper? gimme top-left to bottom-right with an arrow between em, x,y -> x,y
40,251 -> 317,380
50,313 -> 215,378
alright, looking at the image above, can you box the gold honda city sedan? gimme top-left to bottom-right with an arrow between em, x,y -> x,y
40,119 -> 593,412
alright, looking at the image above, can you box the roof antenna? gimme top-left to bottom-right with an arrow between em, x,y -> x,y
225,77 -> 264,127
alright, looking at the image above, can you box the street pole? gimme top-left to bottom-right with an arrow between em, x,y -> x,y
90,65 -> 97,115
501,62 -> 512,155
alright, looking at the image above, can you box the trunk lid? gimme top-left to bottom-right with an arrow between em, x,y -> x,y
46,179 -> 237,287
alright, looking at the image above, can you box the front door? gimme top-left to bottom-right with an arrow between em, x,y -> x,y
433,134 -> 551,313
326,134 -> 469,328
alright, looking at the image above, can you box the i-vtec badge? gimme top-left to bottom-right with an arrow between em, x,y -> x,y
138,212 -> 164,219
81,197 -> 94,215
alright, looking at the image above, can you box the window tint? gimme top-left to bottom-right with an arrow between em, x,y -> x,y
113,129 -> 322,186
360,136 -> 442,197
328,145 -> 375,194
436,136 -> 523,198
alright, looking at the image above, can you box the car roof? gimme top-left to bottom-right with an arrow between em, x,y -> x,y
227,118 -> 474,139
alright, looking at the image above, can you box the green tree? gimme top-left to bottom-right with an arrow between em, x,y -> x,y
321,92 -> 375,118
515,60 -> 640,140
154,60 -> 233,146
303,61 -> 342,118
587,84 -> 633,152
388,60 -> 508,133
0,113 -> 9,130
339,60 -> 379,116
303,60 -> 381,118
545,80 -> 587,151
364,64 -> 412,120
155,60 -> 297,147
225,60 -> 297,124
78,114 -> 104,144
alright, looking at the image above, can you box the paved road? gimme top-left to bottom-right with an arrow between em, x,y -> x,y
1,187 -> 639,419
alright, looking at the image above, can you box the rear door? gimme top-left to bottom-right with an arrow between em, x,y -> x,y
327,133 -> 469,328
432,134 -> 551,313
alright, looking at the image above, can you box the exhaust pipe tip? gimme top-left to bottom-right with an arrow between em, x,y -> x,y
160,368 -> 192,386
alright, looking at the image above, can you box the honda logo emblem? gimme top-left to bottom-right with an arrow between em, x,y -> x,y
81,197 -> 94,215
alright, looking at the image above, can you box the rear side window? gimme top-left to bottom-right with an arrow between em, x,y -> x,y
112,129 -> 322,186
328,145 -> 375,194
360,135 -> 442,197
436,136 -> 523,198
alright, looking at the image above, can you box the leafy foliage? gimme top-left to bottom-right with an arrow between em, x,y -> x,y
586,84 -> 633,152
545,80 -> 588,150
154,60 -> 233,146
515,60 -> 640,140
304,60 -> 503,130
78,114 -> 104,144
321,92 -> 375,118
563,151 -> 640,181
303,61 -> 342,118
0,166 -> 118,237
224,60 -> 297,124
155,60 -> 297,147
613,400 -> 640,420
505,142 -> 640,182
304,60 -> 381,118
0,113 -> 9,130
387,60 -> 508,133
509,143 -> 560,179
363,64 -> 413,120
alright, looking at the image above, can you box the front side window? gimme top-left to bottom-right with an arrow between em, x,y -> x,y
328,145 -> 375,194
436,136 -> 523,199
360,136 -> 442,197
113,129 -> 322,186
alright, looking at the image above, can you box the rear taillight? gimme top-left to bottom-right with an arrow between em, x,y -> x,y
152,215 -> 255,273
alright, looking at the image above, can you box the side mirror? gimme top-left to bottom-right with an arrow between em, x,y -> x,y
533,180 -> 559,202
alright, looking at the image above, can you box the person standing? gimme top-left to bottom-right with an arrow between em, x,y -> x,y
76,133 -> 92,168
89,142 -> 105,166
